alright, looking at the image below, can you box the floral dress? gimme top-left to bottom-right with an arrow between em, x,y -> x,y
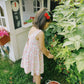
21,28 -> 44,76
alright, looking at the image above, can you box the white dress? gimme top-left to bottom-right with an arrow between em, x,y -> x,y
21,28 -> 44,76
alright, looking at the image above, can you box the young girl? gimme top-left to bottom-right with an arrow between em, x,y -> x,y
21,8 -> 54,84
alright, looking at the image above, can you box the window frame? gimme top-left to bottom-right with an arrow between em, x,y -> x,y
22,0 -> 25,12
33,0 -> 41,12
0,6 -> 6,27
44,0 -> 48,8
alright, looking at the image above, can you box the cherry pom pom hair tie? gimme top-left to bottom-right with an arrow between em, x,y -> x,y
44,12 -> 51,20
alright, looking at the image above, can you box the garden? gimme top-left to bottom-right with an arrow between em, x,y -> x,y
0,0 -> 84,84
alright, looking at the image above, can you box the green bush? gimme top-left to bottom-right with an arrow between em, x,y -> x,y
43,1 -> 84,84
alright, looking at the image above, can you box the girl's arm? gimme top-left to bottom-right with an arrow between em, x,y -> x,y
37,31 -> 53,58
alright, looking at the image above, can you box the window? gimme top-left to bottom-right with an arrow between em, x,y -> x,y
44,0 -> 47,8
22,0 -> 25,12
33,0 -> 41,12
0,6 -> 6,27
22,0 -> 35,27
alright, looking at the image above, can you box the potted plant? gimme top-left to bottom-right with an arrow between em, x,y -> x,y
0,27 -> 10,46
46,80 -> 60,84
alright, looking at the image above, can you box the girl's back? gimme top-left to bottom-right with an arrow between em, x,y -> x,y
28,27 -> 41,48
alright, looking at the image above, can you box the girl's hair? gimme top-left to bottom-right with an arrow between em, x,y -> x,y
32,8 -> 53,30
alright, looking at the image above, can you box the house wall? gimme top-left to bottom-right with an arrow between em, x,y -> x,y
22,0 -> 51,22
0,0 -> 51,62
0,0 -> 16,61
4,0 -> 31,62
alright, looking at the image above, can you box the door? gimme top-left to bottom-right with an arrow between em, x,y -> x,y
6,0 -> 33,61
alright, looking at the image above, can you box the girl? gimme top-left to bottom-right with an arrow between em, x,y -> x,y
21,8 -> 54,84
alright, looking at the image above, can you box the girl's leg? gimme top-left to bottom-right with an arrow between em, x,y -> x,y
35,75 -> 41,84
34,73 -> 41,84
33,73 -> 36,83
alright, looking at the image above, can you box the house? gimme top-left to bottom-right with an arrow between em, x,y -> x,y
0,0 -> 59,62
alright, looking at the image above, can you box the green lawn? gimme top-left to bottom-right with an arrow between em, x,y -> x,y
0,55 -> 68,84
0,56 -> 34,84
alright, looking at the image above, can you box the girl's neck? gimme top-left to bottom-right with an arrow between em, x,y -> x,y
29,27 -> 38,36
32,25 -> 39,29
32,26 -> 37,29
30,26 -> 39,32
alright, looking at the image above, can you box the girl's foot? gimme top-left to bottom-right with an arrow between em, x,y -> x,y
33,77 -> 42,83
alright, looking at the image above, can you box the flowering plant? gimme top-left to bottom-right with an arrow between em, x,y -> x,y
0,28 -> 9,38
0,27 -> 10,46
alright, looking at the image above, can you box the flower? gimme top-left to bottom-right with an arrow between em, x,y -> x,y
0,29 -> 9,38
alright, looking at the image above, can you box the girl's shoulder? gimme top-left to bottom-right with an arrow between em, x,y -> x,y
36,30 -> 44,40
37,29 -> 44,35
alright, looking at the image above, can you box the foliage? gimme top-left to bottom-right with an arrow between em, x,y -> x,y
42,56 -> 68,84
44,23 -> 84,84
44,1 -> 84,83
55,0 -> 84,3
53,2 -> 84,50
65,62 -> 81,84
65,49 -> 84,72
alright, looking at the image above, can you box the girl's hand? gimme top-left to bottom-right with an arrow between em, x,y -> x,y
47,54 -> 54,59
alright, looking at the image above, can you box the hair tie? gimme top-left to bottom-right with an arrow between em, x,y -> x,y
44,12 -> 50,20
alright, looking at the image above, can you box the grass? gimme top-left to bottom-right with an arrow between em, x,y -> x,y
0,55 -> 33,84
0,54 -> 68,84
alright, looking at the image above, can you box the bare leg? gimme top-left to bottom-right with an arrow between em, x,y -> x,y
34,73 -> 41,84
35,75 -> 41,84
33,73 -> 36,82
